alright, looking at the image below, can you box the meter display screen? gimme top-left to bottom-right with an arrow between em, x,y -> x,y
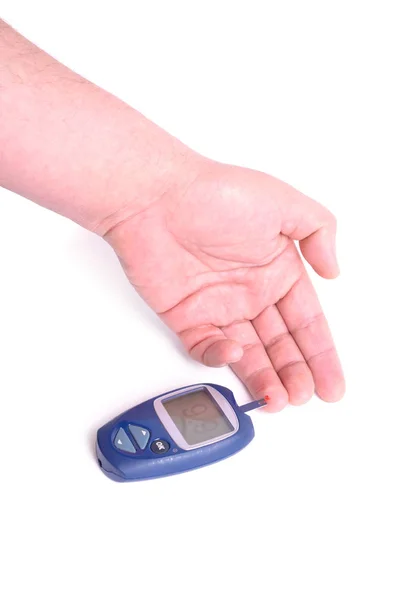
163,388 -> 234,445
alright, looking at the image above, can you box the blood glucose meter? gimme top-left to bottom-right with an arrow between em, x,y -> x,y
96,383 -> 266,482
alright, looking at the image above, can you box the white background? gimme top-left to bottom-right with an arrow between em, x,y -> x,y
1,2 -> 396,598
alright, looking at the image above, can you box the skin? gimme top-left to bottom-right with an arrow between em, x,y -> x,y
0,20 -> 345,412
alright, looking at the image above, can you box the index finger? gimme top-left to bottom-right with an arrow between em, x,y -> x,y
277,273 -> 345,402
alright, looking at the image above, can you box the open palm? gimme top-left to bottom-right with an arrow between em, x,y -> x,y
106,160 -> 345,412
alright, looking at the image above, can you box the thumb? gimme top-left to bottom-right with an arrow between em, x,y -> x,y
277,182 -> 339,278
299,224 -> 339,279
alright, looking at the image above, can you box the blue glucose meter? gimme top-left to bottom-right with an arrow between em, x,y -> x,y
96,383 -> 266,482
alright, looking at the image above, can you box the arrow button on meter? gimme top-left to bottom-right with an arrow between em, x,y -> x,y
128,425 -> 150,450
114,428 -> 136,454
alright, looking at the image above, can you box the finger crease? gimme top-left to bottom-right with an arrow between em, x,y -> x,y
277,359 -> 307,374
241,342 -> 264,352
245,366 -> 274,385
291,312 -> 324,335
264,331 -> 290,351
307,346 -> 335,363
190,336 -> 225,354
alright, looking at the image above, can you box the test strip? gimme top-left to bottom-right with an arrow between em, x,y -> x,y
240,398 -> 267,413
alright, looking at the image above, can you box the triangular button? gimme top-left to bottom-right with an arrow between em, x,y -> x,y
114,428 -> 136,454
128,425 -> 150,450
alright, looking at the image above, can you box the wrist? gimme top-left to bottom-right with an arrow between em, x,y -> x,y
90,115 -> 200,238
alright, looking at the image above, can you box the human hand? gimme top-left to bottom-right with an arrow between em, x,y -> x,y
104,157 -> 345,412
0,23 -> 344,411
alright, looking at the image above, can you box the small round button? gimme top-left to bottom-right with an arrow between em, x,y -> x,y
150,439 -> 170,454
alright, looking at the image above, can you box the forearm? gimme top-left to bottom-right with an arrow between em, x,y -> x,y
0,20 -> 194,234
